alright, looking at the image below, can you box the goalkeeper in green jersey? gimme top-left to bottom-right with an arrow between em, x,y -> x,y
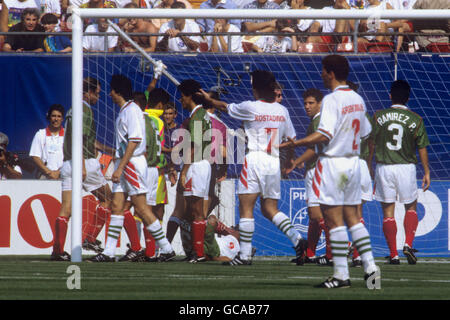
370,80 -> 430,265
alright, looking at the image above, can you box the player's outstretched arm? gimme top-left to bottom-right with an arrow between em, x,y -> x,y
279,132 -> 329,149
197,89 -> 228,112
418,147 -> 430,191
287,148 -> 316,175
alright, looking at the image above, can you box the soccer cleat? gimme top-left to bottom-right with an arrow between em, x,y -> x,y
385,255 -> 400,265
316,255 -> 333,266
403,246 -> 418,265
315,277 -> 351,289
82,239 -> 104,253
142,255 -> 159,262
294,238 -> 308,266
351,257 -> 362,268
158,251 -> 176,262
50,251 -> 71,262
304,256 -> 317,264
86,253 -> 115,262
119,244 -> 144,262
188,256 -> 207,264
225,255 -> 252,266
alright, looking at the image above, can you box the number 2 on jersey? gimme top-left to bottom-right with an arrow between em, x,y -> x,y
352,119 -> 360,151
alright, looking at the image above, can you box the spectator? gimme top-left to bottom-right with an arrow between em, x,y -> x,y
2,8 -> 45,52
156,1 -> 201,52
0,132 -> 22,180
252,18 -> 299,52
290,0 -> 318,38
306,0 -> 354,45
80,0 -> 117,26
121,2 -> 158,52
40,0 -> 63,18
197,0 -> 240,34
208,7 -> 243,53
83,18 -> 118,52
359,0 -> 393,44
41,13 -> 72,52
241,0 -> 280,33
413,0 -> 450,51
29,104 -> 65,179
152,0 -> 192,30
0,0 -> 38,33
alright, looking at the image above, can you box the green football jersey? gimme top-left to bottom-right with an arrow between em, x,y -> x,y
63,102 -> 97,161
360,112 -> 374,162
373,105 -> 429,165
304,113 -> 320,172
144,113 -> 159,167
189,107 -> 212,162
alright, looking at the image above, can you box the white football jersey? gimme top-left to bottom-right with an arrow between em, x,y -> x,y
227,100 -> 296,157
317,85 -> 371,157
115,101 -> 146,159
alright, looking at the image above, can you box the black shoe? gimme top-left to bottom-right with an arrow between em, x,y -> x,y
86,253 -> 115,262
189,256 -> 207,264
119,244 -> 144,262
225,255 -> 252,266
158,251 -> 176,262
294,239 -> 308,266
51,251 -> 71,261
316,255 -> 333,266
403,246 -> 418,265
142,255 -> 159,262
385,255 -> 400,265
351,258 -> 362,268
304,256 -> 317,264
82,239 -> 104,253
315,277 -> 351,289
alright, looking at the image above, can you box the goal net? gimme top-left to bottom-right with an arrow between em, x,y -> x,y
71,8 -> 450,262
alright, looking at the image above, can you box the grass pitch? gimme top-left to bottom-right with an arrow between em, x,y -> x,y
1,256 -> 449,301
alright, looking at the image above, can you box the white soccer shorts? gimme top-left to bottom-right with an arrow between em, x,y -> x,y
238,151 -> 281,200
146,166 -> 159,206
374,163 -> 418,204
313,156 -> 362,206
360,159 -> 373,202
217,235 -> 240,260
61,159 -> 107,192
183,159 -> 211,199
305,168 -> 320,208
112,155 -> 148,196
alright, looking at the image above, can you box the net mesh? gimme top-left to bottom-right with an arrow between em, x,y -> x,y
81,37 -> 449,257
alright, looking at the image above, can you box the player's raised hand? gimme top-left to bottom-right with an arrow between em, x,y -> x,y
112,168 -> 122,183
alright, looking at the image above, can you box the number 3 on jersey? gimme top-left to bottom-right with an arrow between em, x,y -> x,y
352,119 -> 360,151
386,123 -> 403,151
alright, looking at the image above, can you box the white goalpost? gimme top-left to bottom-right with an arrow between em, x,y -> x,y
70,8 -> 450,262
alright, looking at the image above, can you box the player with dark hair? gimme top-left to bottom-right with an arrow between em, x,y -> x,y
29,104 -> 65,180
281,55 -> 379,288
88,74 -> 175,262
51,77 -> 113,261
177,79 -> 213,263
286,88 -> 333,266
198,69 -> 307,266
370,79 -> 430,265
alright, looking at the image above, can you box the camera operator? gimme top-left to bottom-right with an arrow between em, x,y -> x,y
0,132 -> 22,180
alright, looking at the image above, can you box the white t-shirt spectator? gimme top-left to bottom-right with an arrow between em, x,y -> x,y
83,23 -> 118,52
42,0 -> 61,15
387,0 -> 417,10
255,35 -> 292,52
158,19 -> 202,52
3,0 -> 38,28
207,24 -> 244,52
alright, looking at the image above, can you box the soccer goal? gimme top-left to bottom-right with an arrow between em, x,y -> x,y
70,8 -> 450,262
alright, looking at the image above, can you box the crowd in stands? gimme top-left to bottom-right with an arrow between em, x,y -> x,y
0,0 -> 448,53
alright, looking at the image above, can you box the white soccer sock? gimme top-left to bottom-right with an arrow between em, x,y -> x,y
238,218 -> 254,260
349,223 -> 377,274
329,226 -> 350,281
147,220 -> 173,254
272,212 -> 301,247
103,215 -> 124,258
